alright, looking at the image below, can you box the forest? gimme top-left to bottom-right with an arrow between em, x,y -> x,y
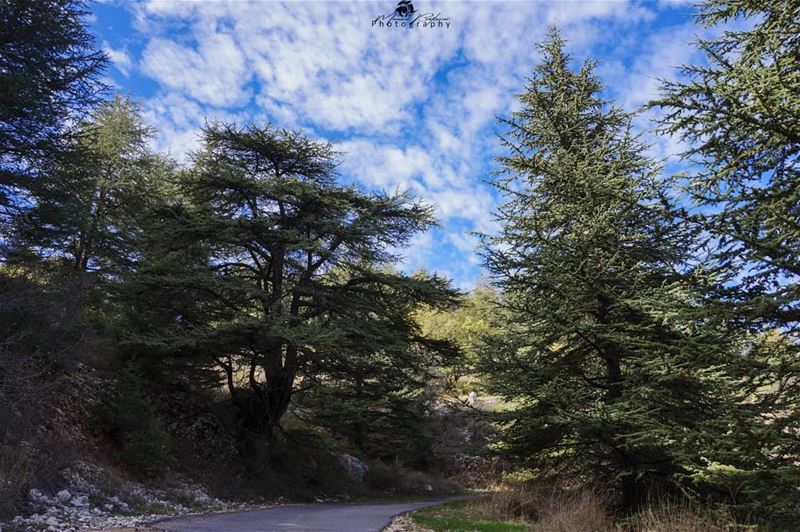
1,0 -> 799,530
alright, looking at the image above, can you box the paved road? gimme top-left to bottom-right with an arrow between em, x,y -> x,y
155,498 -> 463,532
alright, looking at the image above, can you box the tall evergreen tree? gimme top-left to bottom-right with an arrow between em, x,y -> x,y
0,3 -> 106,509
124,123 -> 458,440
11,95 -> 173,278
478,31 -> 799,511
653,0 -> 800,331
0,0 -> 106,226
648,2 -> 800,519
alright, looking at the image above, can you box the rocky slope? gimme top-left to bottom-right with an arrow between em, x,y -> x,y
1,460 -> 268,532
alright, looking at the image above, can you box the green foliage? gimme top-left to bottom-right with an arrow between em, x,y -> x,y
3,0 -> 799,521
301,385 -> 436,469
297,268 -> 460,468
0,0 -> 106,220
415,281 -> 498,386
0,0 -> 117,488
653,0 -> 800,331
482,29 -> 690,505
94,365 -> 172,473
650,0 -> 800,520
479,29 -> 800,519
209,427 -> 368,501
11,95 -> 174,276
121,122 -> 459,441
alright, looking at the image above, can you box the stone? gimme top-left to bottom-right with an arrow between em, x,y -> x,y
70,495 -> 89,507
109,496 -> 130,513
338,453 -> 368,482
56,489 -> 72,502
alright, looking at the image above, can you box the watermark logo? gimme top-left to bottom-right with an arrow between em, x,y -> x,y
395,1 -> 415,17
372,1 -> 451,29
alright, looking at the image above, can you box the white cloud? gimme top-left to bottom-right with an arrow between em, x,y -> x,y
115,0 -> 713,287
140,33 -> 251,108
594,20 -> 714,163
104,43 -> 133,76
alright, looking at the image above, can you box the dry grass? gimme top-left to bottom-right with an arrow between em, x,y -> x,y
484,486 -> 609,531
622,498 -> 748,531
0,442 -> 35,512
414,486 -> 757,532
529,490 -> 609,531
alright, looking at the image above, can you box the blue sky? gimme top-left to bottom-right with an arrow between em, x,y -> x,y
88,0 -> 711,289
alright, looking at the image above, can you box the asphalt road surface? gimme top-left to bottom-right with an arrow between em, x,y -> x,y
156,498 -> 463,532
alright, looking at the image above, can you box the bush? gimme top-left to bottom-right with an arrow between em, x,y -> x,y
365,459 -> 397,492
365,458 -> 461,495
94,365 -> 171,473
0,272 -> 80,516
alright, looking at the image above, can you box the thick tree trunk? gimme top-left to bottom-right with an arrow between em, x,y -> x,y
264,369 -> 293,433
597,293 -> 639,509
621,466 -> 638,510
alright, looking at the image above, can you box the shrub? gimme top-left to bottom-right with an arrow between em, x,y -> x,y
94,365 -> 171,473
365,459 -> 396,492
0,272 -> 80,516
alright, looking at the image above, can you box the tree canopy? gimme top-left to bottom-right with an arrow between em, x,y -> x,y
653,0 -> 800,332
479,29 -> 800,514
0,0 -> 106,222
2,0 -> 800,526
11,96 -> 171,277
123,123 -> 460,438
